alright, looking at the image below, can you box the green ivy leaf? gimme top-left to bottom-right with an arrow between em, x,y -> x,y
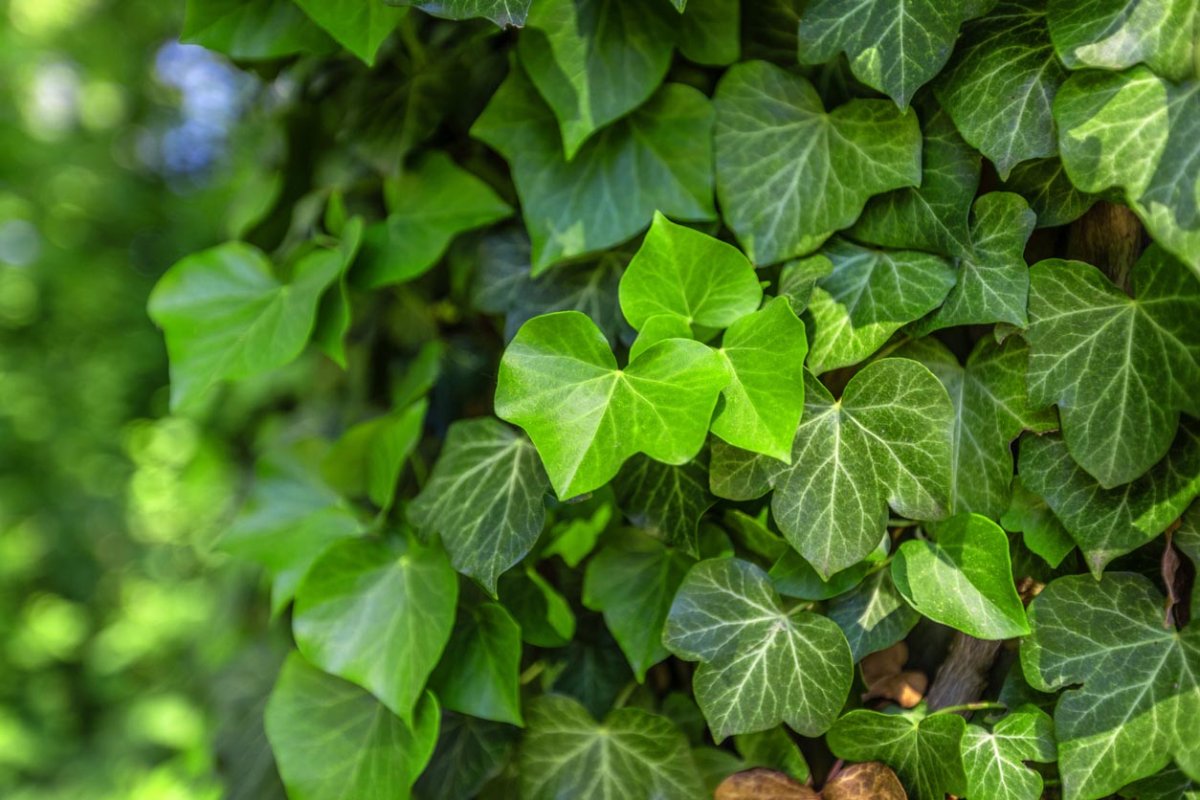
796,0 -> 995,108
778,254 -> 834,315
935,1 -> 1067,178
629,314 -> 696,362
611,454 -> 715,555
1000,157 -> 1097,228
1001,476 -> 1076,567
1026,249 -> 1200,487
828,706 -> 968,800
850,105 -> 981,258
901,336 -> 1053,519
712,297 -> 808,462
386,0 -> 530,26
582,528 -> 694,680
219,445 -> 362,614
618,212 -> 761,332
663,557 -> 852,740
805,239 -> 956,374
518,0 -> 676,159
769,545 -> 878,602
293,0 -> 405,65
911,192 -> 1037,334
893,513 -> 1031,639
311,217 -> 365,369
1017,425 -> 1200,574
1046,0 -> 1199,80
181,0 -> 335,59
1053,68 -> 1200,275
322,400 -> 427,511
1119,765 -> 1200,800
354,152 -> 512,289
148,242 -> 343,411
1022,573 -> 1200,800
735,726 -> 810,781
828,568 -> 921,662
414,715 -> 517,800
498,567 -> 576,647
711,359 -> 954,576
472,62 -> 715,274
407,418 -> 549,595
714,60 -> 922,265
962,706 -> 1057,800
292,535 -> 458,720
429,602 -> 524,725
519,694 -> 704,798
676,0 -> 740,66
495,311 -> 728,499
265,653 -> 439,800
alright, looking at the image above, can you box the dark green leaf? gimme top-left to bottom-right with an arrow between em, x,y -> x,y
430,602 -> 524,725
828,706 -> 968,800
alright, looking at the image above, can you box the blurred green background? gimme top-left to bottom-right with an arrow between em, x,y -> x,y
0,0 -> 280,796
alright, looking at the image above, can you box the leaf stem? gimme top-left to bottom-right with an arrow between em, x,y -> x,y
930,700 -> 1006,717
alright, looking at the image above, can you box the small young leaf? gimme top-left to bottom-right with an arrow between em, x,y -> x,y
1001,476 -> 1076,568
805,239 -> 956,374
796,0 -> 994,108
663,558 -> 853,740
265,654 -> 439,800
148,242 -> 343,411
582,528 -> 694,680
322,400 -> 426,511
498,567 -> 576,648
618,212 -> 762,332
734,726 -> 810,781
408,418 -> 550,595
292,535 -> 458,720
520,694 -> 704,799
1026,249 -> 1200,487
429,602 -> 524,726
496,311 -> 728,499
1022,573 -> 1200,799
827,706 -> 968,800
714,61 -> 921,265
961,706 -> 1056,800
892,513 -> 1031,639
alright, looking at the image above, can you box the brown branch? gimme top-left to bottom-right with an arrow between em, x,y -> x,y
1065,201 -> 1143,294
925,633 -> 1001,712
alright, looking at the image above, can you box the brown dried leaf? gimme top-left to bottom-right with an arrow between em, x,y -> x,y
862,670 -> 927,708
715,768 -> 819,800
860,642 -> 908,687
822,762 -> 907,800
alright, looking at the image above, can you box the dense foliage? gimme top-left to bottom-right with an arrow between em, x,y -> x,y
151,0 -> 1200,798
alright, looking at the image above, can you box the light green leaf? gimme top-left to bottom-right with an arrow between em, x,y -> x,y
712,297 -> 808,462
714,60 -> 922,265
663,557 -> 852,740
629,314 -> 695,362
900,336 -> 1053,519
148,241 -> 342,411
1054,67 -> 1200,275
735,726 -> 810,781
805,239 -> 956,374
472,62 -> 715,274
712,359 -> 954,576
518,0 -> 676,159
354,152 -> 511,289
293,0 -> 405,65
1022,573 -> 1200,800
828,568 -> 921,662
1017,425 -> 1200,575
495,310 -> 728,499
582,528 -> 694,681
1047,0 -> 1199,80
429,602 -> 524,725
935,1 -> 1068,178
386,0 -> 530,26
618,212 -> 761,332
498,566 -> 576,648
893,513 -> 1031,639
219,444 -> 362,613
322,400 -> 427,511
1026,249 -> 1200,487
611,454 -> 715,555
911,192 -> 1037,334
414,715 -> 518,800
311,217 -> 365,370
265,653 -> 439,800
1002,476 -> 1076,568
850,104 -> 981,258
796,0 -> 995,108
962,707 -> 1057,800
181,0 -> 335,59
292,535 -> 458,720
407,417 -> 549,595
1000,157 -> 1097,228
827,706 -> 968,800
519,694 -> 704,799
677,0 -> 740,66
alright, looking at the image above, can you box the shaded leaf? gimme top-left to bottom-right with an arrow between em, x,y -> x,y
612,454 -> 715,555
430,603 -> 524,725
828,568 -> 921,662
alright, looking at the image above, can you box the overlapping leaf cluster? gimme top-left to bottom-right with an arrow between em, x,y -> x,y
161,0 -> 1200,798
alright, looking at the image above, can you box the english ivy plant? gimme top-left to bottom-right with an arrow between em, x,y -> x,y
163,0 -> 1200,798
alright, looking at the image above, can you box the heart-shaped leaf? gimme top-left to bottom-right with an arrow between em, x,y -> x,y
962,706 -> 1057,800
828,706 -> 968,800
